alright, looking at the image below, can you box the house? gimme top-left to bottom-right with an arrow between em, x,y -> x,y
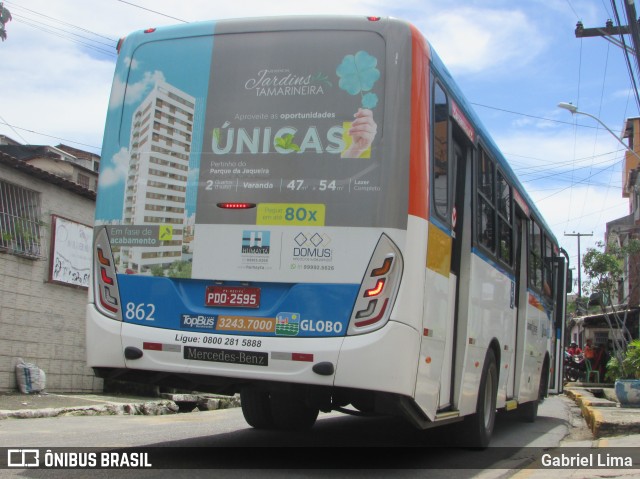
567,117 -> 640,354
0,143 -> 99,193
0,149 -> 101,392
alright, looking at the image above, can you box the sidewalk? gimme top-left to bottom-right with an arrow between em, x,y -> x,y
563,384 -> 640,439
0,391 -> 240,419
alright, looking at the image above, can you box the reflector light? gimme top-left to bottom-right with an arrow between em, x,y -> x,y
347,233 -> 403,335
144,28 -> 157,34
99,288 -> 118,313
97,247 -> 110,266
364,279 -> 385,297
143,342 -> 163,351
371,257 -> 393,276
367,16 -> 381,21
355,299 -> 377,319
355,298 -> 388,327
93,228 -> 122,320
116,37 -> 125,53
100,267 -> 114,285
291,353 -> 314,362
217,202 -> 257,209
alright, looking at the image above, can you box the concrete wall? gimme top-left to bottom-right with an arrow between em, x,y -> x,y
0,163 -> 102,392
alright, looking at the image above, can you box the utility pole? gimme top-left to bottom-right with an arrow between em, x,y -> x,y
574,4 -> 640,107
564,232 -> 593,298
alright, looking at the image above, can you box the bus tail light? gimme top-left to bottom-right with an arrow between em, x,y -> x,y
93,227 -> 122,321
347,234 -> 403,335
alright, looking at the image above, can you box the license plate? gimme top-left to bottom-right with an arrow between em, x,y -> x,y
205,286 -> 261,308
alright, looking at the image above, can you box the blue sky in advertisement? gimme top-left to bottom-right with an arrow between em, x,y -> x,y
96,28 -> 214,220
0,0 -> 637,294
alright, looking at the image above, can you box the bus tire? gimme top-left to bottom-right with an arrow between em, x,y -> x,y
463,349 -> 498,449
240,387 -> 275,429
270,390 -> 319,431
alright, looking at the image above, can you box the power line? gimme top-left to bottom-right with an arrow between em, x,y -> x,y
4,1 -> 118,43
12,16 -> 116,57
115,0 -> 188,23
4,0 -> 118,56
470,102 -> 600,129
0,120 -> 101,151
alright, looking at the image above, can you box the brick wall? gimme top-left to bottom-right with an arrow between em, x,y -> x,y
0,164 -> 102,392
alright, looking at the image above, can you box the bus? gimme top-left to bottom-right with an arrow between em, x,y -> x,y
88,15 -> 568,447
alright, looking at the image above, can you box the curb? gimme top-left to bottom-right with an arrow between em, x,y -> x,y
565,386 -> 640,438
0,400 -> 180,420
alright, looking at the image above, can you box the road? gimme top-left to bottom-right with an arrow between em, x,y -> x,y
0,395 -> 581,478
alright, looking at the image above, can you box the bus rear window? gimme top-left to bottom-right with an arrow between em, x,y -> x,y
195,30 -> 394,228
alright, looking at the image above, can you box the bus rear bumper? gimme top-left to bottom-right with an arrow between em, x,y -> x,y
334,320 -> 420,397
86,308 -> 420,398
86,304 -> 125,368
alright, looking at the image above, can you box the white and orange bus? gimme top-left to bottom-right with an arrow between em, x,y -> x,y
88,16 -> 567,447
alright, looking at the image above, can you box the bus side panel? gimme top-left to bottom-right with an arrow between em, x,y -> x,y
455,252 -> 515,415
415,221 -> 455,419
515,292 -> 548,403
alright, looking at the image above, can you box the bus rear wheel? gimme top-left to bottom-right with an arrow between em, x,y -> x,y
240,387 -> 275,429
270,389 -> 319,430
463,349 -> 498,449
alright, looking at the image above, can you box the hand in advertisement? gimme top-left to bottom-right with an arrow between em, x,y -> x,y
341,108 -> 377,158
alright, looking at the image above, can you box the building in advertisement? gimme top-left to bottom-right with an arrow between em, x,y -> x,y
119,80 -> 195,273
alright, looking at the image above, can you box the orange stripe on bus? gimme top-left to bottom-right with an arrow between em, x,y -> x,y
408,24 -> 430,220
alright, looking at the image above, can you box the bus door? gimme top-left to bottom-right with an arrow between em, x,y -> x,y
444,133 -> 471,409
511,209 -> 528,399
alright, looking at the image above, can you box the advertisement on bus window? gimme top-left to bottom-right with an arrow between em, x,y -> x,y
95,28 -> 404,283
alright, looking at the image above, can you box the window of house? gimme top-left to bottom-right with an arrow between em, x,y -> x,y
77,173 -> 90,189
0,179 -> 42,259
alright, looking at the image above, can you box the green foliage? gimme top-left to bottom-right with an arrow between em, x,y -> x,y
275,133 -> 300,152
606,339 -> 640,380
167,260 -> 191,278
150,265 -> 165,277
582,239 -> 640,301
0,3 -> 11,42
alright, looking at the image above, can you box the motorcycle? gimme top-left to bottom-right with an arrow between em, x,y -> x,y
564,351 -> 586,382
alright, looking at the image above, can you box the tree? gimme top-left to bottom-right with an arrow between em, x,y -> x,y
582,238 -> 640,378
0,3 -> 11,42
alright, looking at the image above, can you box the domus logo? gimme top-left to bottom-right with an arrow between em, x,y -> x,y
293,232 -> 332,260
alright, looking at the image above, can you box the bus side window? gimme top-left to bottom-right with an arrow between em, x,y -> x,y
543,236 -> 554,300
529,220 -> 543,291
433,82 -> 449,220
476,148 -> 495,252
497,171 -> 512,266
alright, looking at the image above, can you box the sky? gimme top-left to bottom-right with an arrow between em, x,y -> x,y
0,0 -> 636,295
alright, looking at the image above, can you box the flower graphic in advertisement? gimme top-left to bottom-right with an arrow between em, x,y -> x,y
336,51 -> 380,158
336,50 -> 380,108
